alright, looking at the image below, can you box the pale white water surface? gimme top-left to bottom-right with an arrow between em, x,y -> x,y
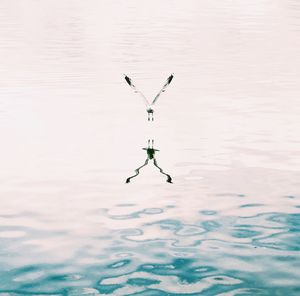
0,0 -> 300,295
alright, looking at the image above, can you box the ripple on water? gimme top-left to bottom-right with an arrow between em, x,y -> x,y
118,219 -> 207,248
239,203 -> 265,208
1,201 -> 299,295
248,213 -> 300,250
0,231 -> 27,238
214,193 -> 246,198
107,207 -> 164,220
267,213 -> 300,229
231,228 -> 262,239
108,259 -> 131,269
201,220 -> 222,231
1,209 -> 299,294
283,195 -> 297,199
115,252 -> 134,258
199,210 -> 218,216
98,270 -> 243,295
217,287 -> 270,295
67,287 -> 101,295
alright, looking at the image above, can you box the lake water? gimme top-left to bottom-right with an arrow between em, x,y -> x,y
0,0 -> 300,295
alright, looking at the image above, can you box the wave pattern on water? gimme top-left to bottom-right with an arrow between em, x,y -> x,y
0,203 -> 299,295
1,0 -> 300,294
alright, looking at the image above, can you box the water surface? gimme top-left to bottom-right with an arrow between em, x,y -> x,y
0,0 -> 300,295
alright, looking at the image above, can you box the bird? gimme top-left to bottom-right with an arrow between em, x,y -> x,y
125,139 -> 173,184
124,73 -> 174,121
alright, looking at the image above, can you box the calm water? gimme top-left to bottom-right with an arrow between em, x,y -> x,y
1,0 -> 300,295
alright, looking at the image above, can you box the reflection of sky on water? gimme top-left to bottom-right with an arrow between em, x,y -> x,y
1,198 -> 299,294
0,0 -> 300,294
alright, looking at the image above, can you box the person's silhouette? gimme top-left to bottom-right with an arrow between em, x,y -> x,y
126,140 -> 173,184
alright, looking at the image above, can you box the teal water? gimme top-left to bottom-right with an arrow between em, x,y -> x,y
0,201 -> 300,295
1,0 -> 300,295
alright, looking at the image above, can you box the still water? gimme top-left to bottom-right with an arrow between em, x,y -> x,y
0,0 -> 300,295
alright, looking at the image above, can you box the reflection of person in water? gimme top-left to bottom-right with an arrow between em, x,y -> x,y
126,140 -> 173,184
